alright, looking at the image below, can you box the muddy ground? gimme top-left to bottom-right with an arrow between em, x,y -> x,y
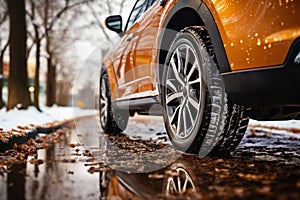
0,115 -> 300,199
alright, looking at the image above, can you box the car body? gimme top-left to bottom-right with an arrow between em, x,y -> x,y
100,0 -> 300,155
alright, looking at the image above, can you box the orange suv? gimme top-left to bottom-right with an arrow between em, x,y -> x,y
100,0 -> 300,155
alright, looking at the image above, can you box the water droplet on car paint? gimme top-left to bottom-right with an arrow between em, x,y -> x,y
257,39 -> 261,46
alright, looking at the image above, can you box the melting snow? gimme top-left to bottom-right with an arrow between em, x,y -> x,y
0,106 -> 95,132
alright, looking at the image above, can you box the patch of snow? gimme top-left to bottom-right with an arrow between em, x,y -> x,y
0,106 -> 95,132
125,115 -> 170,143
249,119 -> 300,129
121,116 -> 300,146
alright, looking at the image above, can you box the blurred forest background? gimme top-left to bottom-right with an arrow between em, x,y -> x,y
0,0 -> 130,111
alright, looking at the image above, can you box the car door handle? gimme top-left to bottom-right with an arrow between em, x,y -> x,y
126,33 -> 134,42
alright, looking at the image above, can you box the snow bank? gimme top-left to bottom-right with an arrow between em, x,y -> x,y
249,119 -> 300,129
0,106 -> 95,132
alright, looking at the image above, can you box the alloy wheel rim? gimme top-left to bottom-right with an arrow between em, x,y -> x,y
165,43 -> 203,139
166,167 -> 195,195
100,76 -> 109,126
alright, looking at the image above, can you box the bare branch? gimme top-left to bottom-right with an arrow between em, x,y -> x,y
119,0 -> 127,14
0,12 -> 8,25
1,39 -> 9,56
106,0 -> 112,15
87,3 -> 111,42
26,41 -> 35,60
46,0 -> 93,33
0,1 -> 8,25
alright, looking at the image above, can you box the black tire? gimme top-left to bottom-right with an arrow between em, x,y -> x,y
99,70 -> 129,133
162,26 -> 250,156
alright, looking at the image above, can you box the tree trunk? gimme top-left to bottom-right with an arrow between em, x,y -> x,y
6,0 -> 31,110
0,58 -> 3,109
33,25 -> 41,110
0,41 -> 9,109
46,56 -> 56,107
44,0 -> 55,107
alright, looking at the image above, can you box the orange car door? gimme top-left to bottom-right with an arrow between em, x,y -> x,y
132,0 -> 161,95
113,27 -> 137,99
115,0 -> 149,100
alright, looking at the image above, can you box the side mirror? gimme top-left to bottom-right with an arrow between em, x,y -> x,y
105,15 -> 123,33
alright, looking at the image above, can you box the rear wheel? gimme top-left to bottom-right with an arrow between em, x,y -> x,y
99,71 -> 129,133
162,27 -> 250,156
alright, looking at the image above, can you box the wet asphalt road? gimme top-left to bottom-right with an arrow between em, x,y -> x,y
1,115 -> 300,200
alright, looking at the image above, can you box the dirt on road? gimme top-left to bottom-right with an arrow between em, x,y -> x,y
0,115 -> 300,199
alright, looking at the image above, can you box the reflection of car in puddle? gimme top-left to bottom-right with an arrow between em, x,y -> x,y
164,166 -> 196,195
100,162 -> 197,199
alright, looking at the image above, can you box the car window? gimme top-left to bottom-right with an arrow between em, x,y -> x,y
125,0 -> 157,31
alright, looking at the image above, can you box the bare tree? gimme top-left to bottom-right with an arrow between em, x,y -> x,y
6,0 -> 32,110
0,1 -> 9,108
42,0 -> 93,106
52,14 -> 80,106
26,0 -> 43,110
23,0 -> 129,108
25,0 -> 93,107
49,21 -> 79,106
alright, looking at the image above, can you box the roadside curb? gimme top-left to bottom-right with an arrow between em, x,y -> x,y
0,119 -> 75,153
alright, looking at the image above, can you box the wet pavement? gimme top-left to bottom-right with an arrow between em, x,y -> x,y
1,115 -> 300,199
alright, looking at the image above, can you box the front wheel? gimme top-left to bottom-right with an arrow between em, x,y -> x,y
162,27 -> 250,156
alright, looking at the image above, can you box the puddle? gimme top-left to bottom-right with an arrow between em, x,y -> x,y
1,116 -> 300,199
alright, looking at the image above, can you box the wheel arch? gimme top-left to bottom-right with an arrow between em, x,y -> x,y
157,0 -> 231,90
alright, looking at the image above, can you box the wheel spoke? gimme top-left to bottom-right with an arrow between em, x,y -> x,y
100,104 -> 106,115
177,176 -> 182,193
167,178 -> 178,194
100,77 -> 109,126
183,106 -> 188,137
186,103 -> 194,125
187,62 -> 198,81
184,47 -> 190,76
167,79 -> 178,93
176,48 -> 183,72
170,105 -> 180,124
167,92 -> 183,104
188,77 -> 201,85
176,103 -> 185,136
188,96 -> 199,110
100,90 -> 107,101
183,177 -> 188,191
170,56 -> 185,86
